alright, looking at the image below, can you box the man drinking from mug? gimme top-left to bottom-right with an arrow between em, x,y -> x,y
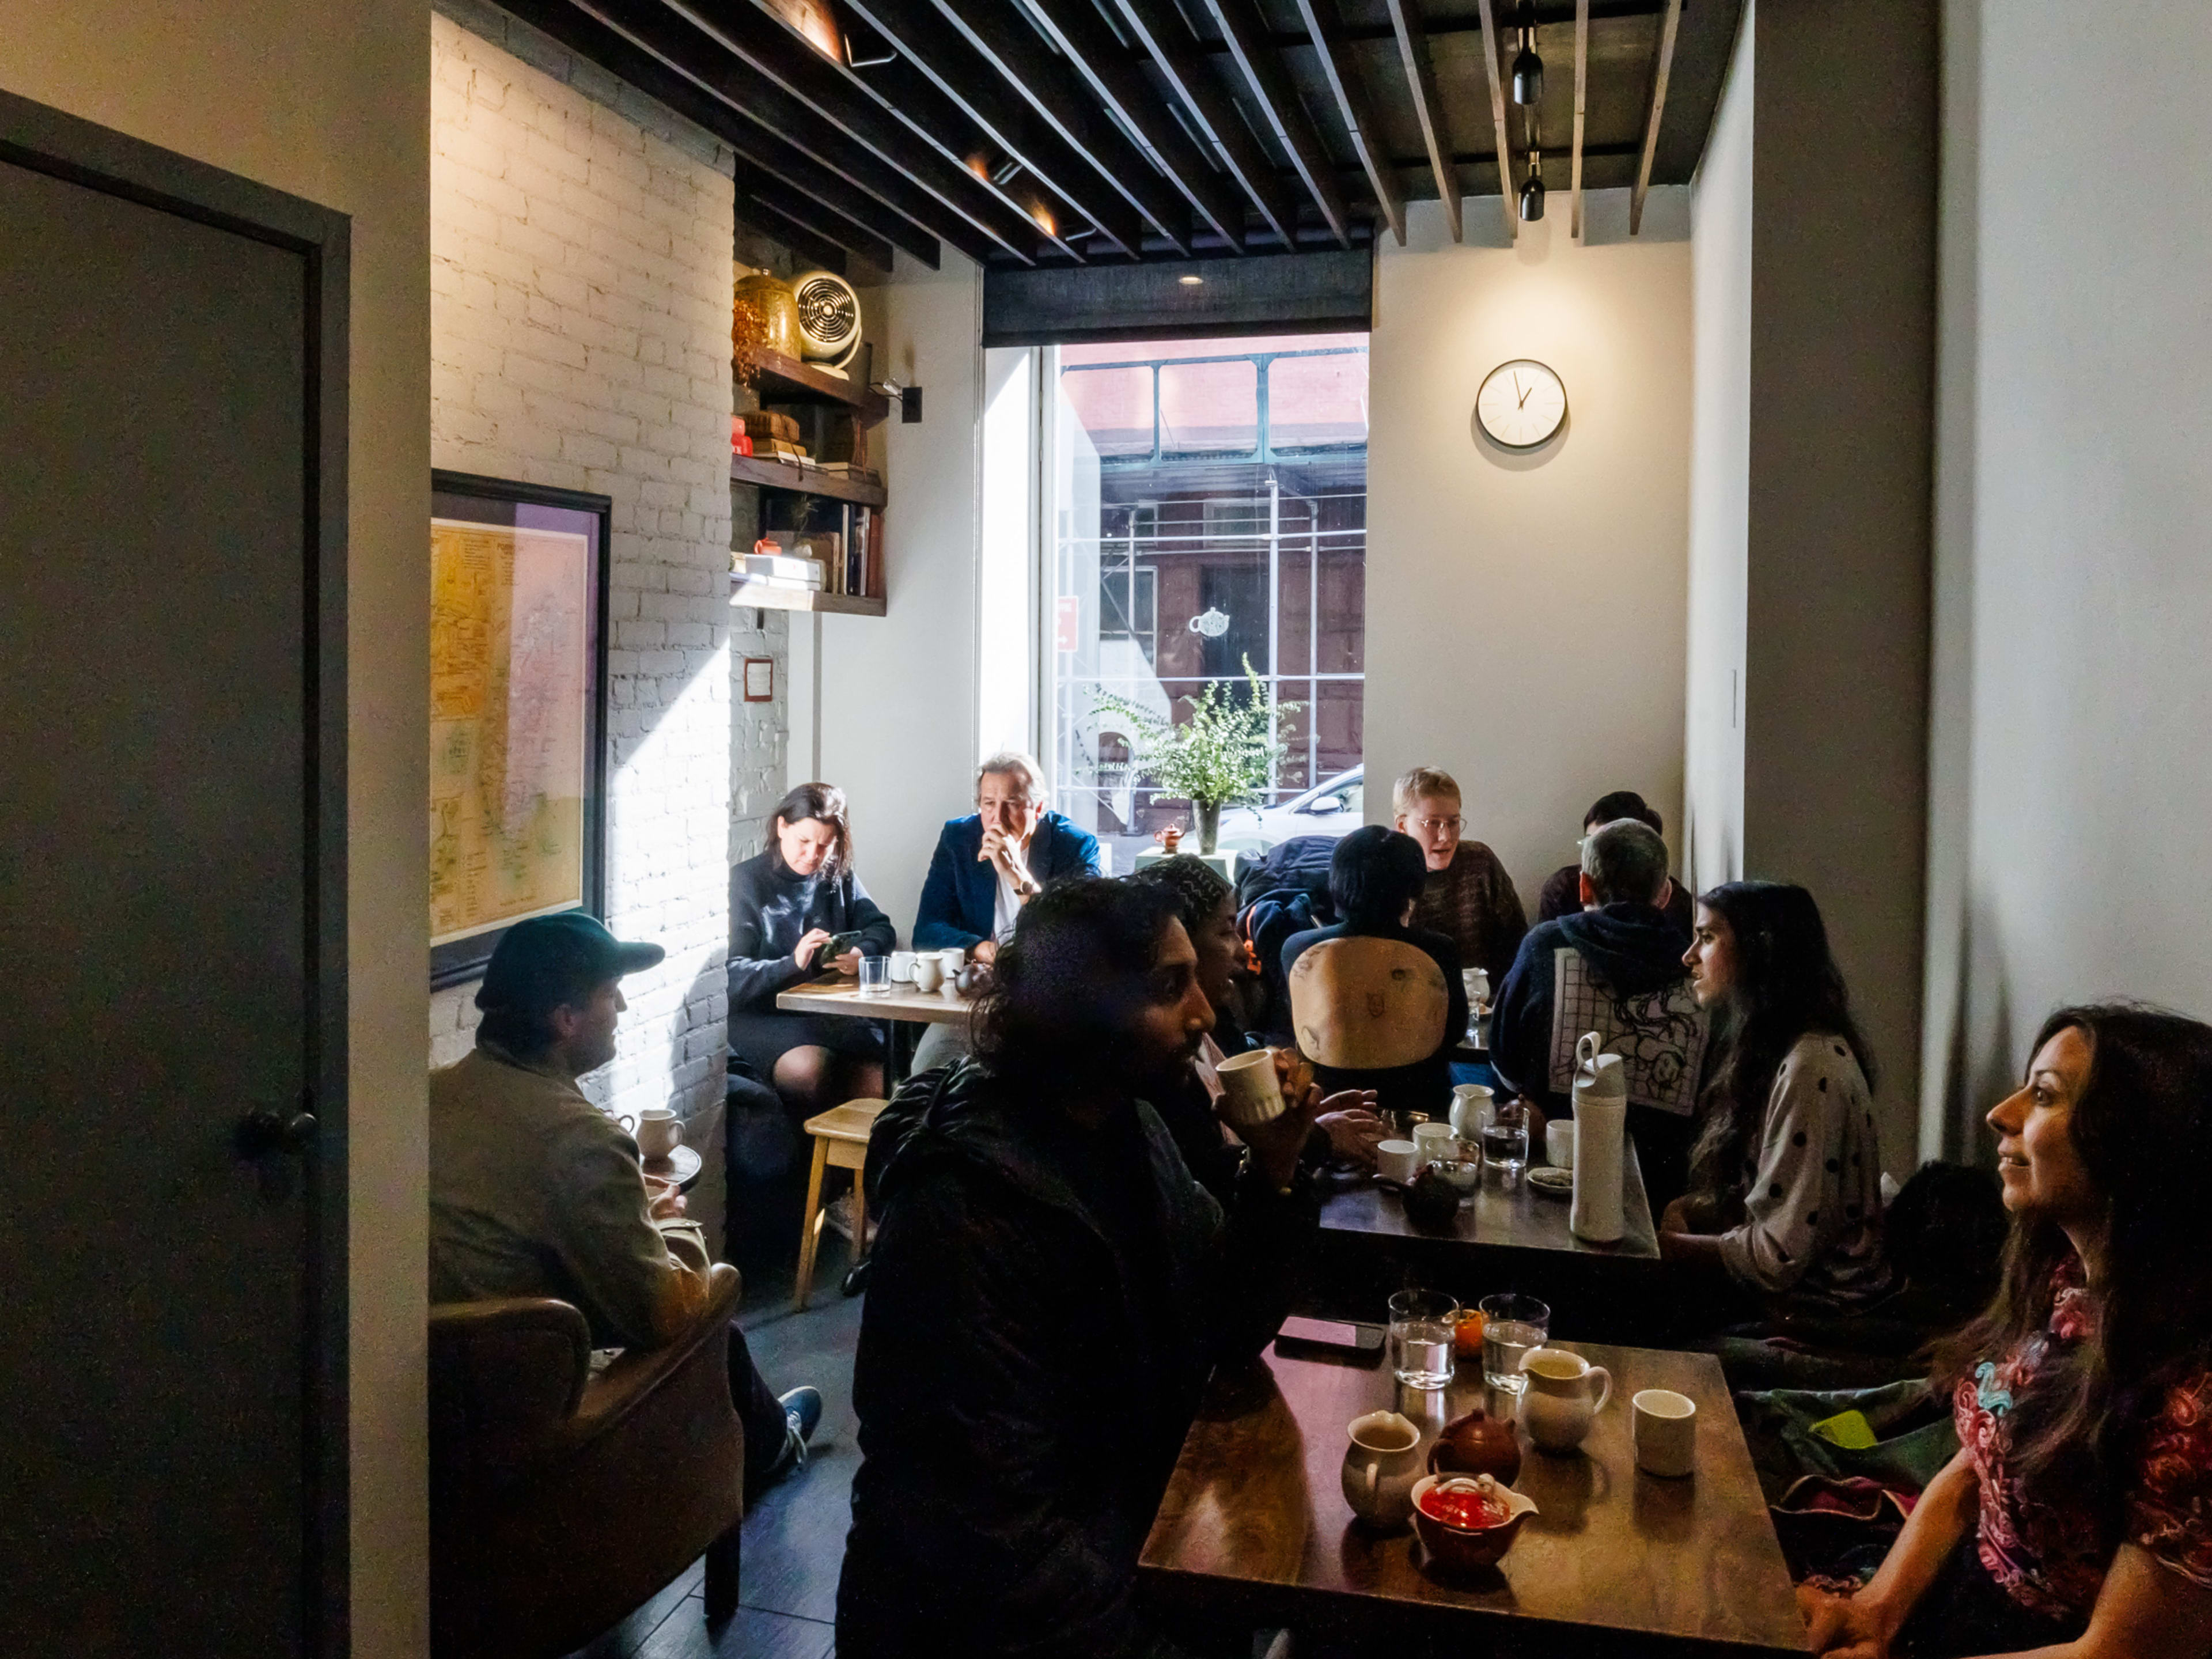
428,912 -> 821,1498
838,878 -> 1323,1658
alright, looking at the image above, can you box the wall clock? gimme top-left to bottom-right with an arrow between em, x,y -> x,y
1475,358 -> 1568,449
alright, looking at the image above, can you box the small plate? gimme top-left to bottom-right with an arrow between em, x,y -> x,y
1527,1166 -> 1573,1199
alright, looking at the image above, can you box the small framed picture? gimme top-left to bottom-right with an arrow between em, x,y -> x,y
743,657 -> 775,702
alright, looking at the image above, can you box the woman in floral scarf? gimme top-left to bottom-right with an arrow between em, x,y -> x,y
1800,1005 -> 2212,1658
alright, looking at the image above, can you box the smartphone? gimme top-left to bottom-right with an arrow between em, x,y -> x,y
1275,1316 -> 1385,1363
816,930 -> 865,963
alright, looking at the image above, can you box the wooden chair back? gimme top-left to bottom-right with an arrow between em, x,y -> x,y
1287,935 -> 1449,1070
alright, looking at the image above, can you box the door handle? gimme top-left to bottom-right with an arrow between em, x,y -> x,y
235,1107 -> 318,1160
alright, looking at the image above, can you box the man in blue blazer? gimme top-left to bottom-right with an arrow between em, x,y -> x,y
914,752 -> 1102,960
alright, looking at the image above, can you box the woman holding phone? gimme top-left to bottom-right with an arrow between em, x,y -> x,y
728,782 -> 896,1113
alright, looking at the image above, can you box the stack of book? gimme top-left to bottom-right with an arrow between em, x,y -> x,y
738,549 -> 823,592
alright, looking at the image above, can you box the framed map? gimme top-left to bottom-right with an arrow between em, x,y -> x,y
429,471 -> 609,988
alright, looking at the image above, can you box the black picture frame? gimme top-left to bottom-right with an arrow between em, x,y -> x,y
429,469 -> 611,990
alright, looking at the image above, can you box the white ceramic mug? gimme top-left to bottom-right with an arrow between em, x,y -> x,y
1412,1121 -> 1457,1162
910,955 -> 945,994
635,1109 -> 683,1161
1517,1347 -> 1612,1453
1340,1411 -> 1424,1531
1633,1388 -> 1698,1478
938,948 -> 967,977
1215,1048 -> 1287,1129
889,949 -> 916,983
1376,1139 -> 1422,1185
1546,1119 -> 1576,1169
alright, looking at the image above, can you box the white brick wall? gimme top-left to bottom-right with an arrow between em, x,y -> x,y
428,13 -> 735,1131
729,604 -> 789,863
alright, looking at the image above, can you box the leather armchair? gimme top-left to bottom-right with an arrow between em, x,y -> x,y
429,1264 -> 747,1659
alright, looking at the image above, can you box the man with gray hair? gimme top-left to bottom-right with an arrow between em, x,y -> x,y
914,751 -> 1102,964
1490,818 -> 1709,1209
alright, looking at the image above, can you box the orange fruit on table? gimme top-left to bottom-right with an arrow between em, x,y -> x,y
1454,1308 -> 1486,1356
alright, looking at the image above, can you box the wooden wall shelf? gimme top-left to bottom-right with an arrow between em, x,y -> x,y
738,346 -> 890,422
730,576 -> 886,616
729,453 -> 886,506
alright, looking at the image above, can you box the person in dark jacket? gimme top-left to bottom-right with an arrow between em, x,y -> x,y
838,878 -> 1323,1659
727,782 -> 896,1113
1280,826 -> 1469,1118
1533,789 -> 1695,934
1491,816 -> 1708,1209
912,751 -> 1102,960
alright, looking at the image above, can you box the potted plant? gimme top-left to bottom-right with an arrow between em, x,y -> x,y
1090,657 -> 1299,854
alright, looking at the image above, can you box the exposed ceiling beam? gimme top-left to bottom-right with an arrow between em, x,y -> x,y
1196,0 -> 1661,51
1570,0 -> 1588,236
700,0 -> 1095,261
827,0 -> 1154,258
1472,0 -> 1518,241
1630,0 -> 1682,233
633,0 -> 1052,263
1015,0 -> 1249,251
1384,0 -> 1459,241
1113,0 -> 1302,248
915,0 -> 1195,253
738,186 -> 866,272
1199,0 -> 1351,246
1293,0 -> 1404,244
500,0 -> 948,266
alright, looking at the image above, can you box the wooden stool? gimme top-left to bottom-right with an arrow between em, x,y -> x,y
794,1098 -> 887,1310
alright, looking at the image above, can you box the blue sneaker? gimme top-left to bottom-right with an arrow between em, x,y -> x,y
780,1385 -> 823,1446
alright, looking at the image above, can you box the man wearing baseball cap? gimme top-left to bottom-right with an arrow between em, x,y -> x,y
430,911 -> 821,1496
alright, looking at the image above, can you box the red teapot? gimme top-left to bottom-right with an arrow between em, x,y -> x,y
1427,1407 -> 1522,1487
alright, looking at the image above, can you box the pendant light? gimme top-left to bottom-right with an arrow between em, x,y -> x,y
1518,150 -> 1546,221
1510,1 -> 1543,107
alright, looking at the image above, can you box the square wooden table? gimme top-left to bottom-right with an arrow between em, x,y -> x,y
1140,1342 -> 1809,1657
1307,1149 -> 1665,1342
775,974 -> 976,1026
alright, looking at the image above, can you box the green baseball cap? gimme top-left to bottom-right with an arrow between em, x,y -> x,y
476,912 -> 665,1015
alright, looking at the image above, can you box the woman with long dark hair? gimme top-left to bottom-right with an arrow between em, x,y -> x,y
1800,1005 -> 2212,1657
727,782 -> 895,1112
1658,881 -> 1892,1310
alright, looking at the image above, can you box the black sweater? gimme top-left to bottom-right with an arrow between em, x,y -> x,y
727,850 -> 896,1014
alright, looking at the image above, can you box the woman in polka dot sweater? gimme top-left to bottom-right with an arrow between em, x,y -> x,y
1659,881 -> 1893,1313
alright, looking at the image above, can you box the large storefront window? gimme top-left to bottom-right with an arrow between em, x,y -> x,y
1043,334 -> 1368,872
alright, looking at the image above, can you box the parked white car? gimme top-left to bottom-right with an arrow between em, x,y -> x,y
1215,766 -> 1365,855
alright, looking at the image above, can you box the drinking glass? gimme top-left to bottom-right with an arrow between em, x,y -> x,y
1481,1096 -> 1529,1178
1388,1289 -> 1460,1389
857,955 -> 890,998
1478,1293 -> 1550,1393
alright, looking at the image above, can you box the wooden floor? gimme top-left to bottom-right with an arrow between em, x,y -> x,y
565,1226 -> 866,1659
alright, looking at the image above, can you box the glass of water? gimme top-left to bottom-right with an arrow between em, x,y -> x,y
1388,1289 -> 1461,1389
1478,1292 -> 1550,1393
857,955 -> 890,997
1482,1095 -> 1530,1178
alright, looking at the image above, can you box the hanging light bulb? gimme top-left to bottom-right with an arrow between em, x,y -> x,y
1518,149 -> 1546,221
1511,1 -> 1543,107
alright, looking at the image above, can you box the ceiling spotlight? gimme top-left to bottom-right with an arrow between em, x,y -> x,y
1518,151 -> 1546,221
1178,274 -> 1204,286
1511,1 -> 1543,106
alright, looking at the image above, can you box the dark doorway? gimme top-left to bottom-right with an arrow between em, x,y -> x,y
0,93 -> 350,1656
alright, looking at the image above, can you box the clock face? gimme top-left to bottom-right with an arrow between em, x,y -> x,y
1476,359 -> 1567,449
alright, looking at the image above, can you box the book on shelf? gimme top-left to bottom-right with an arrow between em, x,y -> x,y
741,551 -> 823,586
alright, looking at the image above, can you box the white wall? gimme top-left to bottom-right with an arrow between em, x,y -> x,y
427,16 -> 736,1153
815,251 -> 986,936
0,3 -> 431,1650
1365,192 -> 1694,905
1683,3 -> 1752,896
1925,2 -> 2212,1150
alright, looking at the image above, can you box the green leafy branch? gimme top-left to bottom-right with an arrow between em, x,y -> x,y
1088,656 -> 1301,810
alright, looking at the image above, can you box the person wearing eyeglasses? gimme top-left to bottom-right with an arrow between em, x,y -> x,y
1392,766 -> 1527,985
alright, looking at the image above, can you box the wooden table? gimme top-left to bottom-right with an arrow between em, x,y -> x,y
776,974 -> 976,1025
1141,1342 -> 1808,1657
1307,1149 -> 1663,1342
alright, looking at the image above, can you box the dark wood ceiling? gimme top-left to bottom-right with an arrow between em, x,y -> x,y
497,0 -> 1744,275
